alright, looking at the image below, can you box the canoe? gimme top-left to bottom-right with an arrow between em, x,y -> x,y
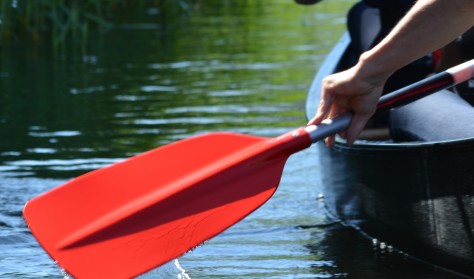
305,33 -> 474,276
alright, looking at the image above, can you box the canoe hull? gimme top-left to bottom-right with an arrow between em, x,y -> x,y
318,139 -> 474,273
307,32 -> 474,275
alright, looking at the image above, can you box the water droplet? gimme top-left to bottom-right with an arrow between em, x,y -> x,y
387,245 -> 394,253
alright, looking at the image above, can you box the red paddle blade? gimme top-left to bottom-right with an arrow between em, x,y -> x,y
23,128 -> 311,279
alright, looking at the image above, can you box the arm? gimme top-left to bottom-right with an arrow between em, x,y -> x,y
308,0 -> 474,146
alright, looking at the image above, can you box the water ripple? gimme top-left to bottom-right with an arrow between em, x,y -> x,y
28,131 -> 81,138
4,158 -> 120,171
140,85 -> 178,92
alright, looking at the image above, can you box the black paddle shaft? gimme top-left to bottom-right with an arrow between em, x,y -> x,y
376,71 -> 455,113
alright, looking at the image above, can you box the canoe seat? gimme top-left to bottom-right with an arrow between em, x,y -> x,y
390,90 -> 474,142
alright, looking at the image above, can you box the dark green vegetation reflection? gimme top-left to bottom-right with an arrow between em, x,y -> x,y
0,0 -> 350,178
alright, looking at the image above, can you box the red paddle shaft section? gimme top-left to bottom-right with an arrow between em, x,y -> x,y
23,127 -> 312,279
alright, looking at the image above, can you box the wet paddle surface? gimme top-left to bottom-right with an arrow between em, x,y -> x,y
0,1 -> 470,278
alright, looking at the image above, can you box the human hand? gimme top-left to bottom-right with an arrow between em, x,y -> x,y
307,64 -> 386,147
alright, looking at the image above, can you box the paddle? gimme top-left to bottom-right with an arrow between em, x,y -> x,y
23,59 -> 474,279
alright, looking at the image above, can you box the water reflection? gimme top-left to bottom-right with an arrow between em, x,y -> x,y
304,222 -> 468,279
1,0 -> 466,278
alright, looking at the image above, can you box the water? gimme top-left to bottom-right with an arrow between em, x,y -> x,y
0,1 -> 470,278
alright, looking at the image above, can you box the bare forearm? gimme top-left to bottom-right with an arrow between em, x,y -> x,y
360,0 -> 474,79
